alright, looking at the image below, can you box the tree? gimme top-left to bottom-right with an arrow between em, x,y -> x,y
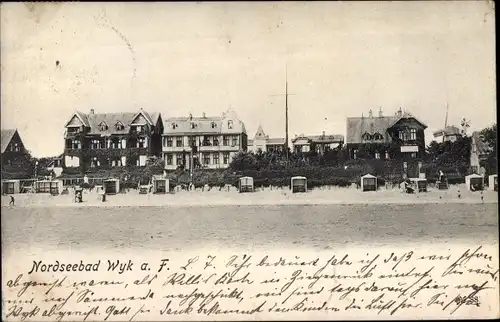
480,123 -> 497,175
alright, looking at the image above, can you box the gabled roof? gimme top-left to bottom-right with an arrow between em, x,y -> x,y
1,129 -> 17,153
254,125 -> 268,139
389,111 -> 428,129
64,110 -> 159,136
346,110 -> 426,144
346,116 -> 397,144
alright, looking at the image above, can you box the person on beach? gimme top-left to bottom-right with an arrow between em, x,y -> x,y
9,195 -> 15,206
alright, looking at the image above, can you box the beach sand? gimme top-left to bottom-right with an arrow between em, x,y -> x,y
1,183 -> 497,208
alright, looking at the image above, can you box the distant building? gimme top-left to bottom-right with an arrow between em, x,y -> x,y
162,109 -> 248,170
346,108 -> 427,177
63,109 -> 163,170
248,125 -> 286,153
433,125 -> 462,143
1,129 -> 27,165
1,129 -> 32,179
292,132 -> 344,154
470,131 -> 492,174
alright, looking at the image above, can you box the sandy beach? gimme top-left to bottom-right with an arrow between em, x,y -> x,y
1,184 -> 498,208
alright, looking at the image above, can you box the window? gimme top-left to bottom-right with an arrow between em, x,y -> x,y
203,153 -> 210,165
111,138 -> 122,149
228,120 -> 233,129
353,149 -> 358,160
90,157 -> 99,168
410,129 -> 417,141
176,136 -> 183,147
403,162 -> 408,169
385,151 -> 390,160
375,152 -> 380,159
91,139 -> 101,149
362,133 -> 371,141
188,136 -> 196,147
223,136 -> 229,146
172,123 -> 178,129
374,133 -> 383,140
71,140 -> 80,149
176,154 -> 183,166
411,152 -> 417,158
211,122 -> 217,129
166,137 -> 173,147
213,153 -> 219,164
232,136 -> 239,147
13,143 -> 21,152
111,158 -> 122,167
191,122 -> 197,129
213,136 -> 219,146
166,154 -> 173,165
399,130 -> 408,141
223,152 -> 230,164
138,137 -> 146,148
115,122 -> 124,131
99,122 -> 108,131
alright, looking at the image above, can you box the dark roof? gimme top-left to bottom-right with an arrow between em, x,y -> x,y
346,110 -> 427,144
163,111 -> 246,135
308,134 -> 344,143
346,116 -> 397,144
65,110 -> 158,136
1,129 -> 17,153
433,125 -> 461,137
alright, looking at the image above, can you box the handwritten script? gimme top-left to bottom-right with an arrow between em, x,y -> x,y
2,246 -> 499,321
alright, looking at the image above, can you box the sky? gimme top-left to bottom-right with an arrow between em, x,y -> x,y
1,1 -> 496,157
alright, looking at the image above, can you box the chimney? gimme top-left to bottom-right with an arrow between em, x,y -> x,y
202,112 -> 206,118
189,113 -> 193,121
398,107 -> 402,117
90,109 -> 94,114
379,107 -> 383,117
369,109 -> 373,118
322,130 -> 325,136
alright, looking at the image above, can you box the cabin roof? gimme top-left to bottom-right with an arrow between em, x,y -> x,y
1,129 -> 17,153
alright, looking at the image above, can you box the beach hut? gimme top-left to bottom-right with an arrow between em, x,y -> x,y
409,178 -> 428,192
34,180 -> 63,195
360,174 -> 377,192
239,177 -> 254,193
291,176 -> 307,193
488,174 -> 497,191
2,180 -> 20,195
152,175 -> 169,194
465,173 -> 484,191
103,178 -> 120,195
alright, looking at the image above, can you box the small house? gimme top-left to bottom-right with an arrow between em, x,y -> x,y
291,176 -> 307,193
489,174 -> 497,191
103,178 -> 120,195
239,177 -> 254,193
465,173 -> 484,191
152,175 -> 168,194
2,180 -> 20,194
409,178 -> 428,192
361,174 -> 377,192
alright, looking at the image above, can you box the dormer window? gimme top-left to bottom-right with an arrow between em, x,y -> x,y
115,122 -> 124,131
373,133 -> 383,140
98,122 -> 108,131
172,123 -> 178,129
211,122 -> 217,129
191,122 -> 197,129
362,132 -> 372,141
228,120 -> 233,129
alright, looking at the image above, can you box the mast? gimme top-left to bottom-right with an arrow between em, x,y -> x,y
443,102 -> 449,143
285,67 -> 289,160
